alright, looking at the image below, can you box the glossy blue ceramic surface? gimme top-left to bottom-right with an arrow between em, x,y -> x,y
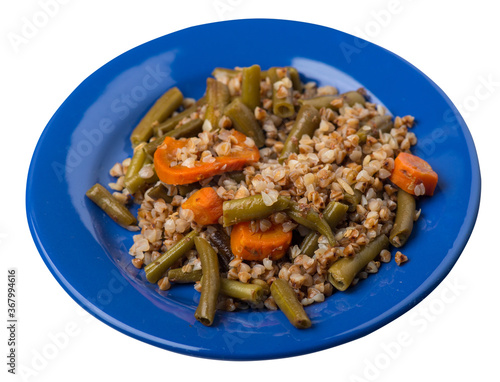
26,19 -> 480,360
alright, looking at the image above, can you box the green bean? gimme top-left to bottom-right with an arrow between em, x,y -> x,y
219,278 -> 264,303
154,97 -> 206,137
270,278 -> 311,329
389,189 -> 416,248
167,268 -> 202,283
299,201 -> 348,256
194,236 -> 220,326
300,232 -> 320,257
177,183 -> 198,197
124,158 -> 158,194
241,64 -> 261,111
375,115 -> 394,135
205,78 -> 230,130
324,201 -> 349,228
211,67 -> 239,78
86,183 -> 137,228
268,67 -> 295,119
146,183 -> 172,202
251,278 -> 271,296
356,115 -> 394,143
143,136 -> 164,158
145,230 -> 197,284
224,98 -> 265,147
209,226 -> 234,271
130,87 -> 183,146
299,95 -> 338,110
278,104 -> 321,163
212,67 -> 267,80
286,202 -> 336,246
356,128 -> 369,144
287,67 -> 303,92
339,91 -> 366,108
227,171 -> 246,183
343,189 -> 363,212
328,234 -> 389,291
222,194 -> 291,227
165,118 -> 203,139
124,147 -> 147,191
230,94 -> 242,103
299,91 -> 366,111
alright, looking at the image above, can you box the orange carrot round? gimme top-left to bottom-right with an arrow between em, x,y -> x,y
230,221 -> 293,261
181,187 -> 223,225
154,129 -> 259,185
390,152 -> 438,196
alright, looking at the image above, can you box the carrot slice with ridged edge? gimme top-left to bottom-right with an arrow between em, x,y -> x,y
390,152 -> 438,196
181,187 -> 223,225
230,221 -> 293,261
154,129 -> 259,185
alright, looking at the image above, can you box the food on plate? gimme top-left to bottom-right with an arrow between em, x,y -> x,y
85,183 -> 137,228
390,152 -> 438,196
85,65 -> 438,328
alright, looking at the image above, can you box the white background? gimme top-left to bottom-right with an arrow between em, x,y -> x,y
1,1 -> 497,381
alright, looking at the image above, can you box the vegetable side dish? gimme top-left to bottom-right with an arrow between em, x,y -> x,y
86,65 -> 438,329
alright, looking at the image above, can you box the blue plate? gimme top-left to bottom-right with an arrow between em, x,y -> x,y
26,19 -> 480,360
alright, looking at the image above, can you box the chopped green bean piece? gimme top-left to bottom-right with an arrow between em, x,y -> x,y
300,232 -> 320,257
279,104 -> 321,163
168,268 -> 202,283
389,189 -> 416,248
287,67 -> 303,92
86,183 -> 136,228
154,97 -> 206,137
374,115 -> 394,135
340,91 -> 366,108
328,234 -> 389,291
219,278 -> 264,303
125,158 -> 158,194
211,67 -> 239,78
299,91 -> 366,111
165,118 -> 203,139
130,87 -> 183,146
144,136 -> 164,159
146,119 -> 204,158
222,194 -> 291,227
146,183 -> 172,202
271,279 -> 311,329
212,67 -> 266,81
323,201 -> 349,228
299,95 -> 338,110
224,98 -> 265,147
241,64 -> 261,111
205,78 -> 230,131
194,237 -> 220,326
227,171 -> 246,183
286,202 -> 336,246
299,201 -> 348,256
357,115 -> 394,143
145,231 -> 198,284
251,279 -> 271,296
343,189 -> 363,212
124,147 -> 147,192
177,183 -> 198,197
268,67 -> 295,118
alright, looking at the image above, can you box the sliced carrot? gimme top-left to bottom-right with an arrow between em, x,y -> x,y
181,187 -> 223,225
390,152 -> 438,196
154,129 -> 259,185
230,221 -> 293,261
